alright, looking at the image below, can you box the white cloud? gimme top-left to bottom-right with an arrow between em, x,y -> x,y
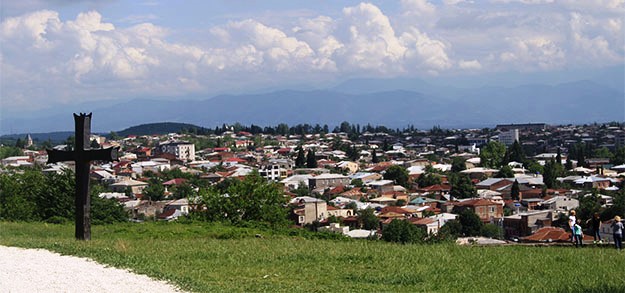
0,1 -> 623,113
458,59 -> 482,70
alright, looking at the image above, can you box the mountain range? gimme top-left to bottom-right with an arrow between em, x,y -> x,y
1,77 -> 623,135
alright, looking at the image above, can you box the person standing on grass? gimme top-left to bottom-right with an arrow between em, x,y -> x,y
568,210 -> 577,243
573,219 -> 583,248
612,216 -> 623,250
587,212 -> 602,244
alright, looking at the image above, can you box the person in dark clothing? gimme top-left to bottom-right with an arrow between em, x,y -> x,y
588,213 -> 602,244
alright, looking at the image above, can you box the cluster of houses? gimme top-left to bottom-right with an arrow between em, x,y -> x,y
2,122 -> 625,241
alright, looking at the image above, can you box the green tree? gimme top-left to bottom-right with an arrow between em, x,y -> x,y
508,140 -> 526,163
495,165 -> 514,178
481,223 -> 503,239
295,147 -> 306,168
371,150 -> 379,163
358,208 -> 379,230
383,165 -> 409,188
451,157 -> 466,173
144,179 -> 166,201
578,190 -> 602,225
417,173 -> 441,188
612,147 -> 625,165
109,131 -> 121,140
543,159 -> 563,189
306,149 -> 318,168
381,219 -> 425,244
195,171 -> 288,225
456,208 -> 483,236
0,146 -> 23,160
480,141 -> 506,168
173,183 -> 195,199
510,179 -> 520,201
351,178 -> 364,188
449,173 -> 476,199
593,147 -> 613,160
439,219 -> 462,238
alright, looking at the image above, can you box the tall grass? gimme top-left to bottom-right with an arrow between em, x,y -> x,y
0,221 -> 622,292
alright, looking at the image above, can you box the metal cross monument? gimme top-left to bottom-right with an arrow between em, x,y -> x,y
47,113 -> 118,240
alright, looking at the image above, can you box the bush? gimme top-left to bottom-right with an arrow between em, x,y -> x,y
381,219 -> 426,244
481,223 -> 503,239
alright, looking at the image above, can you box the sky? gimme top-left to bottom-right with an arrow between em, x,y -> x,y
1,0 -> 623,114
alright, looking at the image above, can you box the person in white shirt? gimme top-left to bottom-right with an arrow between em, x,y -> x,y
568,210 -> 577,243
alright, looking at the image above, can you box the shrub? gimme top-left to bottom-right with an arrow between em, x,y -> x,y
381,219 -> 426,244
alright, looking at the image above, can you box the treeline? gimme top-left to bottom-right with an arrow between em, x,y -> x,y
0,168 -> 127,224
180,121 -> 427,137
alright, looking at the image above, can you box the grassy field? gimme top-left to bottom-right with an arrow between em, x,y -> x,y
0,221 -> 623,292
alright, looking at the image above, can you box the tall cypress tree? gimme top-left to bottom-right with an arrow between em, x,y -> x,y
306,149 -> 318,168
511,180 -> 520,201
372,150 -> 379,163
295,147 -> 306,168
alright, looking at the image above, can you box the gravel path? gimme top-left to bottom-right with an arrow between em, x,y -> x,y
0,246 -> 184,293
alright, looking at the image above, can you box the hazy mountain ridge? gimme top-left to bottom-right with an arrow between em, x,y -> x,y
1,79 -> 623,135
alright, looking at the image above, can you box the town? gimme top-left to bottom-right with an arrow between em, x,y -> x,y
2,121 -> 625,244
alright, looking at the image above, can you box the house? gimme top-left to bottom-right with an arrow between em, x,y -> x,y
336,161 -> 359,174
280,174 -> 313,190
326,205 -> 355,218
410,217 -> 439,235
259,159 -> 293,181
110,179 -> 149,195
350,172 -> 383,184
1,156 -> 31,167
503,210 -> 554,239
291,196 -> 328,225
308,173 -> 350,191
366,180 -> 395,193
157,141 -> 195,162
537,195 -> 578,211
448,199 -> 503,223
460,167 -> 498,179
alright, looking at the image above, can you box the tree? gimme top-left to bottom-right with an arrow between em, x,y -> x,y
456,208 -> 483,236
144,179 -> 165,201
417,172 -> 441,188
509,140 -> 525,164
543,159 -> 563,189
358,208 -> 379,230
195,171 -> 288,225
480,141 -> 506,168
295,147 -> 306,168
593,147 -> 613,160
381,219 -> 425,244
495,165 -> 514,178
306,149 -> 318,168
0,169 -> 126,223
449,173 -> 476,199
451,157 -> 466,173
351,178 -> 363,188
578,190 -> 602,225
383,165 -> 409,188
612,147 -> 625,165
109,131 -> 121,140
555,148 -> 562,165
172,183 -> 195,199
439,219 -> 462,238
481,223 -> 503,239
371,150 -> 379,163
510,179 -> 520,201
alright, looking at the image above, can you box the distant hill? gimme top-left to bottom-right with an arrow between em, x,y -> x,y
0,131 -> 75,145
116,122 -> 209,137
1,79 -> 623,134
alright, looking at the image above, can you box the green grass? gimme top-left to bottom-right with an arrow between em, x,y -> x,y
0,221 -> 623,292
